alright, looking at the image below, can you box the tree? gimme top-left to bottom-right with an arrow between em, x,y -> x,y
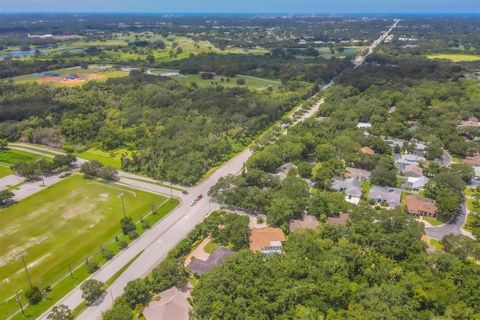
124,279 -> 150,307
149,258 -> 188,293
0,138 -> 7,149
102,297 -> 133,320
81,279 -> 105,304
0,189 -> 14,204
435,188 -> 461,222
120,217 -> 136,235
47,304 -> 73,320
25,286 -> 43,305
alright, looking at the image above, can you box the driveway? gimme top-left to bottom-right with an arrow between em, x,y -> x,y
425,203 -> 475,240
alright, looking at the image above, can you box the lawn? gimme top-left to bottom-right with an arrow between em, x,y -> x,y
75,148 -> 132,169
423,216 -> 443,226
0,163 -> 13,178
0,148 -> 45,165
171,73 -> 281,90
427,53 -> 480,62
0,174 -> 173,318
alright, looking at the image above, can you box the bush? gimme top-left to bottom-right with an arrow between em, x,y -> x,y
81,279 -> 105,304
121,217 -> 136,235
86,260 -> 100,274
236,78 -> 246,85
128,230 -> 139,240
25,286 -> 43,305
124,279 -> 150,307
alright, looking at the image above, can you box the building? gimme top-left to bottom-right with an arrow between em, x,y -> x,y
403,164 -> 423,178
464,155 -> 480,167
413,142 -> 427,157
395,154 -> 425,172
289,215 -> 320,232
143,286 -> 190,320
331,177 -> 363,205
273,162 -> 298,181
458,116 -> 480,129
405,195 -> 437,217
403,176 -> 429,190
359,146 -> 375,156
368,186 -> 402,207
327,213 -> 350,226
474,166 -> 480,183
187,247 -> 233,274
249,227 -> 285,255
345,167 -> 371,181
385,138 -> 404,150
357,122 -> 372,129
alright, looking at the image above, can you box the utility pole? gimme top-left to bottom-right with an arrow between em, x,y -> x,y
110,288 -> 114,302
121,194 -> 126,218
19,254 -> 33,290
37,160 -> 46,186
15,292 -> 25,316
68,260 -> 74,279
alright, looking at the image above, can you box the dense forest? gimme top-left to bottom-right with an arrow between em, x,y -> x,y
191,207 -> 480,319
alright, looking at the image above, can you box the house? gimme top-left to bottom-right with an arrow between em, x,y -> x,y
403,164 -> 423,178
273,162 -> 298,181
331,177 -> 363,204
143,286 -> 190,320
403,176 -> 429,190
187,247 -> 233,274
289,215 -> 320,232
458,116 -> 480,129
316,116 -> 329,122
405,195 -> 437,217
395,154 -> 425,172
413,142 -> 427,157
474,166 -> 480,183
359,146 -> 375,156
345,167 -> 371,181
249,227 -> 285,255
385,138 -> 404,150
464,155 -> 480,167
357,122 -> 372,129
368,186 -> 402,207
327,213 -> 350,226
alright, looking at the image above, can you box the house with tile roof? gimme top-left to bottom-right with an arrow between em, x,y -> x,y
405,195 -> 437,217
249,227 -> 285,255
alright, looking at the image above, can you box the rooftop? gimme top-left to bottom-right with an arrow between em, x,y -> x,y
327,213 -> 350,226
368,186 -> 402,207
405,195 -> 437,216
143,286 -> 190,320
289,215 -> 320,232
249,227 -> 285,253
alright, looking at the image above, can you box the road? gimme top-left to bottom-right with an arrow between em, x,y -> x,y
32,20 -> 401,320
353,19 -> 400,68
425,203 -> 475,240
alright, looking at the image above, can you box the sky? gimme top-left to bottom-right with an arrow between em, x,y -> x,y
0,0 -> 478,14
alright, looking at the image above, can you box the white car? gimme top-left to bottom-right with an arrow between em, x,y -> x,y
190,200 -> 197,206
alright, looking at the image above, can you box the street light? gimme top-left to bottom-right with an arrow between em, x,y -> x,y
15,291 -> 25,316
121,194 -> 126,218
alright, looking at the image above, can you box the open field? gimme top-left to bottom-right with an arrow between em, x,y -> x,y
316,46 -> 367,59
0,148 -> 46,165
75,148 -> 132,169
0,174 -> 170,317
0,164 -> 13,178
427,53 -> 480,62
164,73 -> 282,89
10,67 -> 129,87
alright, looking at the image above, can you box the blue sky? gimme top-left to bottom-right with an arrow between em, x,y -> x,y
0,0 -> 478,13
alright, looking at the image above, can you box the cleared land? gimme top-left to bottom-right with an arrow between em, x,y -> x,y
10,67 -> 129,87
427,53 -> 480,62
0,174 -> 171,316
160,73 -> 282,90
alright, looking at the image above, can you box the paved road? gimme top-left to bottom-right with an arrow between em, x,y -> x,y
425,203 -> 475,240
31,20 -> 401,320
353,19 -> 400,68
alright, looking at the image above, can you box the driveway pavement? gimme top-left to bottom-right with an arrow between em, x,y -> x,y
425,203 -> 475,240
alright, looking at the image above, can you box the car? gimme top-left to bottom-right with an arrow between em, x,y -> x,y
182,190 -> 189,195
190,200 -> 197,206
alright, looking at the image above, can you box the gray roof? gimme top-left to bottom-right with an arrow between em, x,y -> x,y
187,247 -> 233,274
331,178 -> 362,198
385,138 -> 404,148
368,186 -> 402,207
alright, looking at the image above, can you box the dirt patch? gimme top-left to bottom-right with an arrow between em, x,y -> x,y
184,236 -> 211,266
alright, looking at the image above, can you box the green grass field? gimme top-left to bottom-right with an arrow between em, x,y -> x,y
0,163 -> 13,178
0,148 -> 45,165
427,53 -> 480,62
75,148 -> 131,169
170,73 -> 281,90
0,174 -> 171,317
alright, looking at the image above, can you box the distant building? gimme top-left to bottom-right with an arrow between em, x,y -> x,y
395,154 -> 425,172
345,167 -> 371,181
249,227 -> 285,255
403,176 -> 429,190
474,166 -> 480,183
385,138 -> 404,149
464,155 -> 480,167
359,146 -> 375,156
273,162 -> 298,181
357,122 -> 372,129
187,247 -> 233,274
331,177 -> 363,205
413,142 -> 427,157
289,215 -> 320,232
458,117 -> 480,129
368,186 -> 402,207
403,164 -> 423,178
327,213 -> 350,226
405,195 -> 437,217
143,286 -> 190,320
